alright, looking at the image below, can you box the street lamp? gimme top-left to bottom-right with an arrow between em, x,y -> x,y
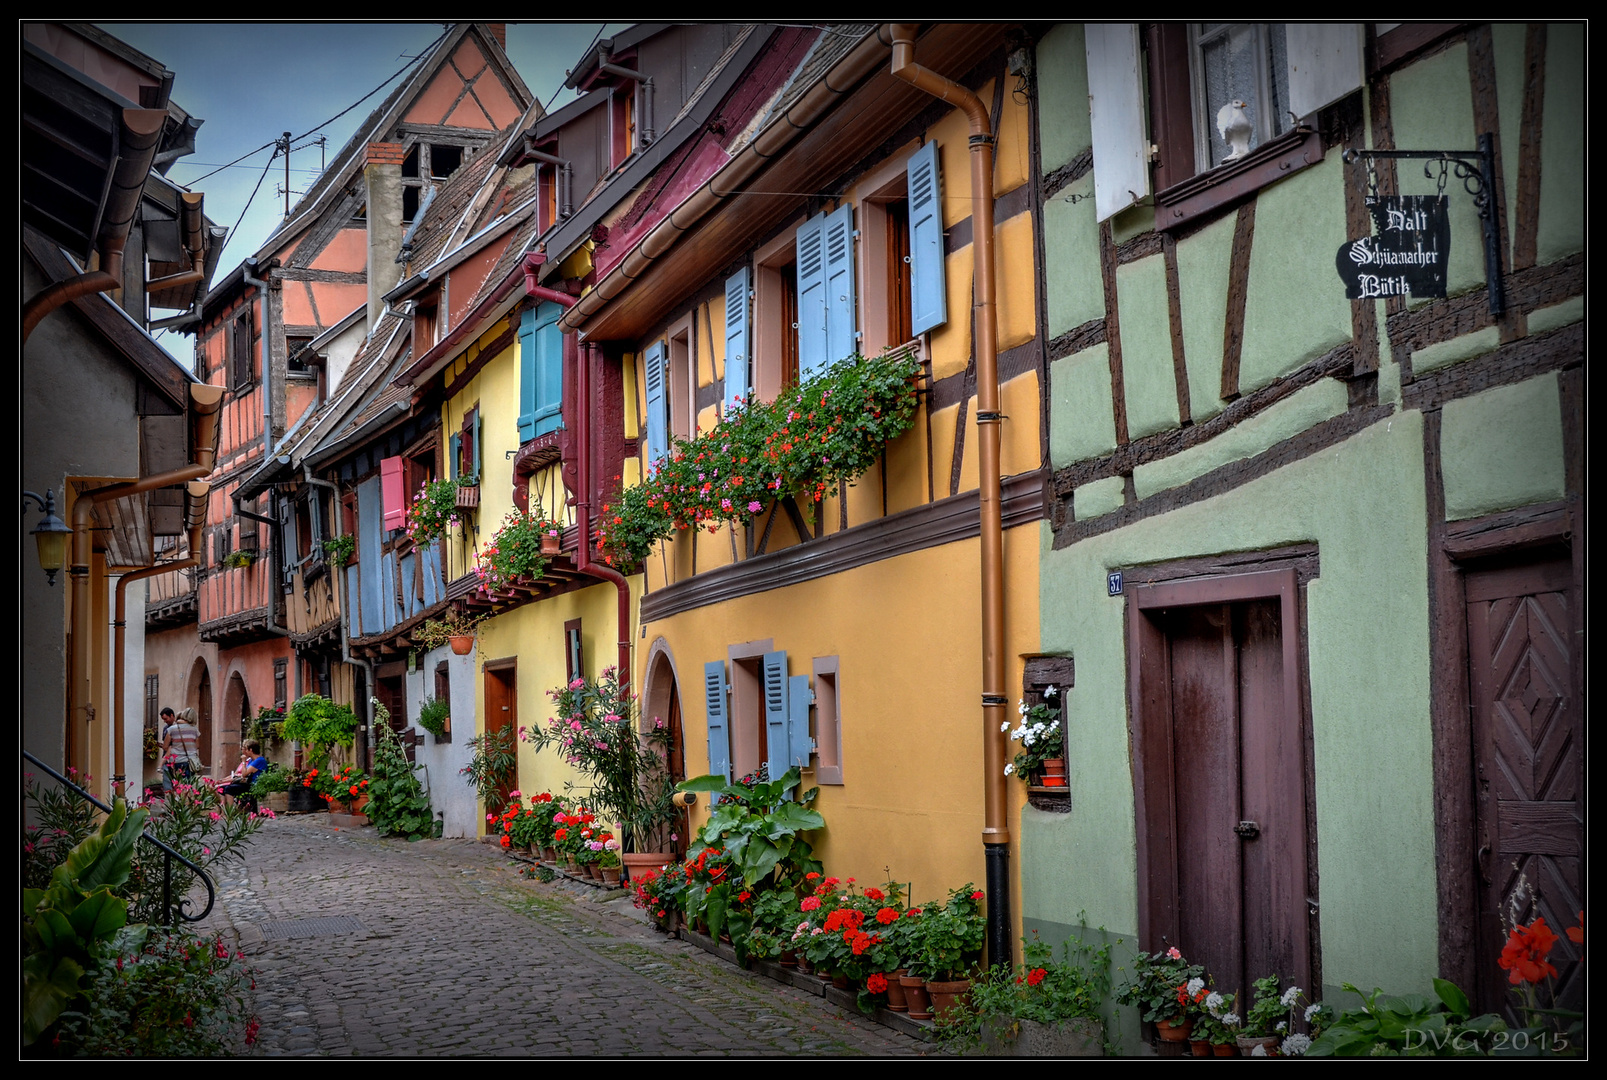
24,489 -> 72,585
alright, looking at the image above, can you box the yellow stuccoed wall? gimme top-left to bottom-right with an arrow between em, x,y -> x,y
654,519 -> 1039,906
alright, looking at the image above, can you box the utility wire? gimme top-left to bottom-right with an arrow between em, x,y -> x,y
213,150 -> 279,269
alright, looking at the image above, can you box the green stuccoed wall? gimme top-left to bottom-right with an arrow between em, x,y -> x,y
1030,414 -> 1439,1037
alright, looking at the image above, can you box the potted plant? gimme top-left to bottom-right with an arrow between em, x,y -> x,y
322,533 -> 355,568
416,606 -> 487,656
1115,946 -> 1205,1043
459,724 -> 518,822
597,839 -> 623,885
942,930 -> 1112,1057
221,549 -> 255,569
1006,691 -> 1065,787
416,696 -> 450,740
1188,987 -> 1242,1056
915,884 -> 988,1021
280,694 -> 360,804
315,764 -> 370,819
407,477 -> 467,547
475,508 -> 555,594
251,762 -> 292,813
1238,974 -> 1305,1056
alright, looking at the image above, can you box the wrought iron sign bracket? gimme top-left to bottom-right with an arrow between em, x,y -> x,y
1342,133 -> 1504,316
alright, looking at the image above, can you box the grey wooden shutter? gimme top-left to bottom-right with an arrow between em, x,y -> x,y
1286,24 -> 1365,119
723,267 -> 751,413
644,341 -> 668,473
788,672 -> 815,771
1085,23 -> 1149,223
907,140 -> 947,335
795,212 -> 828,378
821,202 -> 856,374
763,651 -> 790,780
278,494 -> 296,586
704,660 -> 731,781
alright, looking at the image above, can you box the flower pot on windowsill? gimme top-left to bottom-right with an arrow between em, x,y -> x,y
1037,757 -> 1067,786
449,634 -> 475,655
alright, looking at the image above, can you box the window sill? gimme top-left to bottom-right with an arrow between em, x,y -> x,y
1155,127 -> 1324,233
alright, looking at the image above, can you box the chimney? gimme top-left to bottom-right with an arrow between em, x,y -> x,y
484,23 -> 506,51
365,142 -> 406,331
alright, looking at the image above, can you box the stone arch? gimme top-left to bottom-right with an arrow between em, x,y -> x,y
218,669 -> 250,781
186,656 -> 215,776
642,637 -> 687,857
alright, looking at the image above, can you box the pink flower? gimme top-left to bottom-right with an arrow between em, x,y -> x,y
800,896 -> 822,911
748,501 -> 762,513
1167,947 -> 1182,960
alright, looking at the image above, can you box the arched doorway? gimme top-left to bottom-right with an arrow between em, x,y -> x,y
189,659 -> 214,779
220,672 -> 249,781
643,641 -> 687,858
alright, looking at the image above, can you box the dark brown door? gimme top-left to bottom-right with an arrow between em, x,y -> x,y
1154,597 -> 1310,1003
1465,555 -> 1581,1016
377,675 -> 411,763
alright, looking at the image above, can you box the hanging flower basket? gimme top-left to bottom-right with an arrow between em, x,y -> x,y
449,634 -> 475,656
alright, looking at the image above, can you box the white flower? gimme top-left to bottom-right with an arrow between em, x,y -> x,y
1185,977 -> 1205,996
1032,722 -> 1046,734
1023,732 -> 1036,747
1280,986 -> 1302,1008
1250,1045 -> 1267,1057
1044,685 -> 1058,698
1304,1003 -> 1323,1023
1003,763 -> 1015,776
1275,1020 -> 1287,1033
1222,1013 -> 1240,1026
1281,1034 -> 1312,1056
1204,992 -> 1225,1016
1018,701 -> 1028,715
1001,721 -> 1010,732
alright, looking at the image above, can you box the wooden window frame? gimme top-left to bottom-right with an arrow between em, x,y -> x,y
856,151 -> 916,360
273,658 -> 288,712
753,224 -> 803,403
1146,22 -> 1326,234
230,309 -> 255,390
434,660 -> 452,743
811,656 -> 842,785
666,313 -> 695,443
564,618 -> 583,683
726,638 -> 774,784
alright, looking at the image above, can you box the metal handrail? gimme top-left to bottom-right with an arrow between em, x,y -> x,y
23,750 -> 216,925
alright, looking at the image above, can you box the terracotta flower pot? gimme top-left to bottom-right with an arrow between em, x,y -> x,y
1213,1042 -> 1238,1056
1190,1040 -> 1212,1057
449,634 -> 475,655
779,950 -> 798,968
540,534 -> 561,555
1038,757 -> 1068,786
900,975 -> 932,1020
620,850 -> 673,882
831,973 -> 852,991
884,970 -> 909,1012
601,865 -> 622,886
1237,1034 -> 1280,1056
1155,1016 -> 1192,1043
926,979 -> 971,1022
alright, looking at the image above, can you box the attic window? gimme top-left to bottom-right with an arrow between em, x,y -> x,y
402,145 -> 420,179
286,336 -> 313,374
403,186 -> 420,224
429,144 -> 463,179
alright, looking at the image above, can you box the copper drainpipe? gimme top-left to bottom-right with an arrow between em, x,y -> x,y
67,386 -> 222,791
111,501 -> 207,800
889,23 -> 1012,969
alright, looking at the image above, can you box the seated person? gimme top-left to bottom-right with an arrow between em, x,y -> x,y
218,741 -> 268,798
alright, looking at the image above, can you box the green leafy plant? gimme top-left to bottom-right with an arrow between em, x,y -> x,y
252,705 -> 285,744
23,799 -> 149,1046
474,508 -> 553,593
279,693 -> 360,767
416,696 -> 450,739
1115,946 -> 1206,1023
313,763 -> 369,811
460,724 -> 519,818
413,606 -> 487,652
908,883 -> 987,981
1006,692 -> 1064,780
937,926 -> 1114,1052
525,668 -> 677,852
595,348 -> 923,569
679,766 -> 824,892
365,699 -> 438,840
220,549 -> 255,569
406,476 -> 467,546
23,768 -> 100,891
250,762 -> 291,795
322,533 -> 355,567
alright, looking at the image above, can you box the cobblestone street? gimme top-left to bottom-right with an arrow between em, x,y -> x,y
198,814 -> 928,1057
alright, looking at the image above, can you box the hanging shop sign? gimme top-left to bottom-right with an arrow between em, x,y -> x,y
1335,195 -> 1449,301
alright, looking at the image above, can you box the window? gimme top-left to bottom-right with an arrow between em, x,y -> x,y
1087,22 -> 1364,228
812,657 -> 842,785
704,642 -> 815,783
564,618 -> 583,683
449,404 -> 482,484
145,674 -> 159,733
230,310 -> 254,388
796,203 -> 856,381
751,228 -> 801,403
429,144 -> 463,179
273,658 -> 287,712
379,455 -> 406,533
286,335 -> 313,375
404,444 -> 436,535
857,140 -> 947,358
518,303 -> 564,440
434,661 -> 451,743
667,316 -> 694,442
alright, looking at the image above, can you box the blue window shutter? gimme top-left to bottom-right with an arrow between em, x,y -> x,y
517,309 -> 537,440
643,341 -> 668,474
907,140 -> 948,335
723,267 -> 750,414
448,433 -> 460,481
763,651 -> 789,780
533,302 -> 564,436
473,409 -> 483,482
704,660 -> 731,781
821,202 -> 856,373
788,673 -> 815,770
795,212 -> 827,380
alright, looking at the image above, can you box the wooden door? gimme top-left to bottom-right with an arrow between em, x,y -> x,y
377,675 -> 410,763
1465,555 -> 1581,1016
483,662 -> 517,813
1132,569 -> 1311,1007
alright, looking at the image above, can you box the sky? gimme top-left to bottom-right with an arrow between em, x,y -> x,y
94,22 -> 629,359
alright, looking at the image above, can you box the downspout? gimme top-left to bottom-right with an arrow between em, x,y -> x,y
888,23 -> 1012,970
306,465 -> 372,769
598,58 -> 653,148
243,260 -> 274,465
111,503 -> 207,800
68,385 -> 221,788
521,145 -> 573,220
519,256 -> 633,690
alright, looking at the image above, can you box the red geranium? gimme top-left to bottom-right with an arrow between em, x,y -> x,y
875,907 -> 900,925
866,972 -> 888,994
1026,967 -> 1047,987
1499,917 -> 1560,985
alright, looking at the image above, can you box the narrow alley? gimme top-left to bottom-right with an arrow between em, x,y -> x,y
199,815 -> 925,1057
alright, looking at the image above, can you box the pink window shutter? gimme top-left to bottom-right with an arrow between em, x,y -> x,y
380,456 -> 406,531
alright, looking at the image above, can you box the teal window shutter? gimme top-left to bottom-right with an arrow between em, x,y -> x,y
704,660 -> 731,781
723,267 -> 750,413
821,202 -> 856,373
788,673 -> 815,770
644,340 -> 668,473
532,302 -> 564,436
763,651 -> 789,780
473,409 -> 483,482
448,433 -> 460,481
907,140 -> 948,335
517,309 -> 537,440
795,211 -> 827,379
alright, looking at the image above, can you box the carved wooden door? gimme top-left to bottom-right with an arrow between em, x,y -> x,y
1465,556 -> 1581,1016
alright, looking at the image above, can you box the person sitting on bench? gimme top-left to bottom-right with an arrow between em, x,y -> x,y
218,741 -> 268,800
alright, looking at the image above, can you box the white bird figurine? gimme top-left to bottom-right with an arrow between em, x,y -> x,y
1217,99 -> 1253,162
